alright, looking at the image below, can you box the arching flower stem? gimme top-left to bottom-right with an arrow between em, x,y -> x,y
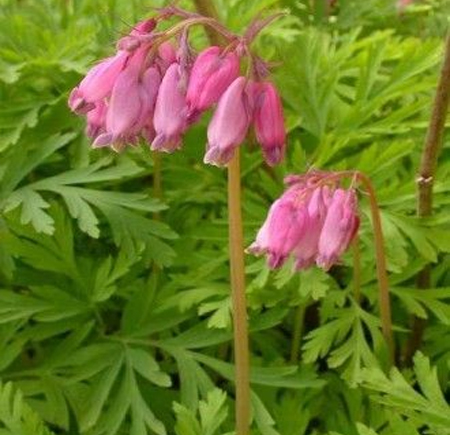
320,170 -> 394,363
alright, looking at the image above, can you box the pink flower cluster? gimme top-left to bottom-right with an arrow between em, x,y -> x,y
248,171 -> 360,271
68,11 -> 286,167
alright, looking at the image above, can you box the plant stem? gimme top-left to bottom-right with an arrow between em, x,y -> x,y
191,1 -> 251,433
228,150 -> 251,435
403,34 -> 450,365
356,173 -> 395,364
290,304 -> 306,363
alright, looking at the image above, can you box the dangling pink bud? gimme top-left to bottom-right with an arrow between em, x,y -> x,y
204,77 -> 251,166
186,46 -> 240,119
316,189 -> 359,270
130,18 -> 157,36
117,19 -> 156,51
248,195 -> 307,269
134,67 -> 161,133
252,81 -> 286,166
156,42 -> 177,73
151,63 -> 188,152
85,101 -> 107,139
93,51 -> 145,148
68,52 -> 128,113
293,186 -> 329,270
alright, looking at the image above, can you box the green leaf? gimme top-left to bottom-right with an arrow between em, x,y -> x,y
174,389 -> 228,435
359,352 -> 450,432
0,382 -> 55,435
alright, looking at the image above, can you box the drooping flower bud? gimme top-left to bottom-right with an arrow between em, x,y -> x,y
186,46 -> 240,119
156,42 -> 178,73
316,189 -> 359,270
252,81 -> 286,166
204,77 -> 251,166
248,172 -> 360,272
68,52 -> 128,113
85,101 -> 107,139
117,19 -> 157,51
134,67 -> 161,133
293,186 -> 330,270
151,63 -> 188,152
248,194 -> 307,269
92,50 -> 147,148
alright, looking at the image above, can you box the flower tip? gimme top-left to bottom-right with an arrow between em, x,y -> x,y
203,145 -> 234,167
245,243 -> 264,255
315,255 -> 334,272
263,146 -> 285,167
267,253 -> 285,269
68,88 -> 94,114
92,133 -> 114,148
151,134 -> 181,153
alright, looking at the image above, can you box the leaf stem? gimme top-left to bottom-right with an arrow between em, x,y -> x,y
191,1 -> 251,433
403,34 -> 450,365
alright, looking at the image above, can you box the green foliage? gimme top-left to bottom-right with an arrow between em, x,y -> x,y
359,353 -> 450,434
0,0 -> 449,434
173,389 -> 229,435
0,382 -> 55,435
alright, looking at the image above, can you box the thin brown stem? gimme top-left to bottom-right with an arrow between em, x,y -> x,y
227,150 -> 251,435
290,304 -> 306,363
191,1 -> 251,434
356,173 -> 394,364
404,34 -> 450,365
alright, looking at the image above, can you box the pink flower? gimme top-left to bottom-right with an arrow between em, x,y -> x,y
204,77 -> 251,166
252,81 -> 286,166
134,67 -> 161,134
156,42 -> 178,73
117,19 -> 156,51
151,63 -> 188,152
248,195 -> 307,268
85,101 -> 107,139
68,52 -> 128,113
248,172 -> 360,272
92,51 -> 145,148
316,189 -> 359,270
293,186 -> 330,270
186,46 -> 240,119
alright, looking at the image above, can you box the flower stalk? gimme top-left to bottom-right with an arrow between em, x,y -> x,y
192,1 -> 251,434
403,34 -> 450,365
355,172 -> 394,363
